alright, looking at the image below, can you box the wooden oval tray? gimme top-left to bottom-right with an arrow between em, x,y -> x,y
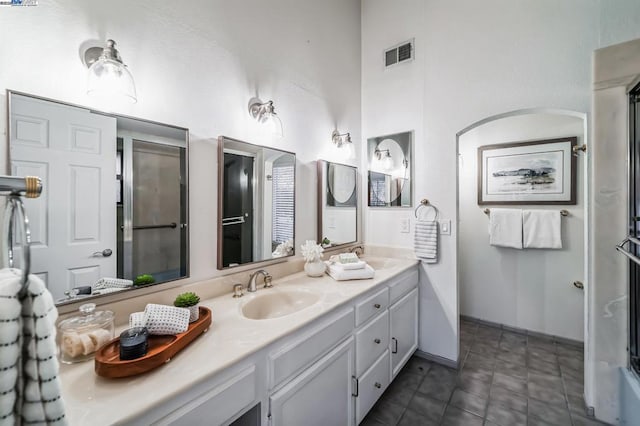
95,306 -> 212,378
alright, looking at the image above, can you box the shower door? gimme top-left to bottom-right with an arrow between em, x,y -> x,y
222,152 -> 254,267
629,83 -> 640,374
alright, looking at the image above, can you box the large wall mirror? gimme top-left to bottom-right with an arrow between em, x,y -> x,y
367,130 -> 413,207
8,92 -> 189,304
218,136 -> 295,269
317,160 -> 357,247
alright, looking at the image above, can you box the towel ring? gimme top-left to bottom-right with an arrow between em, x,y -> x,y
415,199 -> 439,221
4,195 -> 32,296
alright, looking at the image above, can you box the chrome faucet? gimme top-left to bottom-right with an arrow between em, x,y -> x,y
349,245 -> 364,256
247,269 -> 273,292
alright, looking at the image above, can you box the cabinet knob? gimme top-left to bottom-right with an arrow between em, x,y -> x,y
374,338 -> 381,344
374,303 -> 381,309
374,382 -> 381,389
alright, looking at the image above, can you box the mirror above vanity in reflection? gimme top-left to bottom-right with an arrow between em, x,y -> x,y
317,160 -> 358,248
8,92 -> 189,305
218,136 -> 296,269
367,131 -> 413,207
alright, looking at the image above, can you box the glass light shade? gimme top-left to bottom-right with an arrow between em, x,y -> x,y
87,58 -> 137,103
383,153 -> 394,171
337,141 -> 354,161
266,113 -> 284,138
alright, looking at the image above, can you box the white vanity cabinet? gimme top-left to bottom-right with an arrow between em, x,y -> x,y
390,287 -> 419,378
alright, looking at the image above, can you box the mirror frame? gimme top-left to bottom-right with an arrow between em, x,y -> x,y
366,130 -> 414,208
217,135 -> 296,270
6,90 -> 190,306
316,160 -> 359,249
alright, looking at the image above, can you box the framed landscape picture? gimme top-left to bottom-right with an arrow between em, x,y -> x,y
477,137 -> 577,205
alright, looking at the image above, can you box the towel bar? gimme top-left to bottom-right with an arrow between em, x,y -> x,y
616,236 -> 640,266
483,208 -> 569,217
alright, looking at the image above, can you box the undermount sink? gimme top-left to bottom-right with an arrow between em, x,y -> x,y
362,257 -> 398,271
241,289 -> 321,320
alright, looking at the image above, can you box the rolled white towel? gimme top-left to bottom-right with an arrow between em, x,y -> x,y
143,304 -> 190,335
129,311 -> 145,328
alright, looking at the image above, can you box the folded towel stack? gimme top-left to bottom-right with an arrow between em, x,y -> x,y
414,220 -> 438,263
326,256 -> 375,281
128,304 -> 190,335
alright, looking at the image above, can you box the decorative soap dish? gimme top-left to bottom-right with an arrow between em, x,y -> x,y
94,306 -> 212,378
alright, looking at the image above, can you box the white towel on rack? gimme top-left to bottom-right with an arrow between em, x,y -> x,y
0,268 -> 67,426
414,220 -> 438,263
488,208 -> 523,249
523,210 -> 562,249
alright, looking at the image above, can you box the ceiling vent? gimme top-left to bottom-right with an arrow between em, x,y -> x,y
384,39 -> 414,68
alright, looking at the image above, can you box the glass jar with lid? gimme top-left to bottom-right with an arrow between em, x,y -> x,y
58,303 -> 115,364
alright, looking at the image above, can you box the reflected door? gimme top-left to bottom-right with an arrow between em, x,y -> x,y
10,94 -> 117,299
223,153 -> 254,266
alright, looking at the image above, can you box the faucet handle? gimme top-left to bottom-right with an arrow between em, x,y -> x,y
263,274 -> 273,288
232,283 -> 244,298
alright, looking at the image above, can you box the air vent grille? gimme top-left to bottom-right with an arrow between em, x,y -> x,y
384,39 -> 414,68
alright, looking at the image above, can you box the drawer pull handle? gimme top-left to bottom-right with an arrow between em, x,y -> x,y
374,382 -> 382,389
352,376 -> 359,397
392,337 -> 398,354
374,338 -> 381,344
374,303 -> 381,309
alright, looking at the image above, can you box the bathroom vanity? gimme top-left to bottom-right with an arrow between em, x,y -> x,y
59,256 -> 419,425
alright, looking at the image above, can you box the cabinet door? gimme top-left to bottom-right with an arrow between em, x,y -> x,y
390,288 -> 418,378
269,337 -> 354,426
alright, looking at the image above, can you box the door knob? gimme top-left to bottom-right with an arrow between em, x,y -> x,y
573,281 -> 584,290
93,249 -> 113,257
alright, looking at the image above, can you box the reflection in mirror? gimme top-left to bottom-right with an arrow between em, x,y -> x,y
317,161 -> 357,247
367,131 -> 413,207
8,92 -> 189,304
218,136 -> 295,269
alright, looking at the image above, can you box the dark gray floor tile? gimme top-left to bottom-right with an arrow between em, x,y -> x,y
360,414 -> 386,426
396,408 -> 439,426
441,405 -> 484,426
460,365 -> 493,383
560,363 -> 583,381
528,347 -> 558,364
558,355 -> 583,371
457,376 -> 492,397
571,412 -> 611,426
528,372 -> 564,393
527,417 -> 559,426
471,341 -> 498,356
563,377 -> 584,397
404,356 -> 433,376
485,402 -> 527,426
489,386 -> 527,413
406,392 -> 445,423
527,382 -> 566,408
417,378 -> 455,402
477,325 -> 502,339
450,388 -> 487,417
498,341 -> 526,355
501,331 -> 527,344
464,352 -> 496,370
492,372 -> 527,395
566,392 -> 587,415
528,357 -> 561,376
528,398 -> 572,426
556,343 -> 583,359
367,399 -> 406,425
527,338 -> 557,354
495,360 -> 527,379
496,348 -> 527,366
381,381 -> 417,408
392,369 -> 424,392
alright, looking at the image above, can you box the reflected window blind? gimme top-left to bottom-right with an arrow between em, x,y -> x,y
272,165 -> 294,243
370,179 -> 386,206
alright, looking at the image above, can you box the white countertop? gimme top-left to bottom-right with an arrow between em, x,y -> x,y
59,256 -> 418,425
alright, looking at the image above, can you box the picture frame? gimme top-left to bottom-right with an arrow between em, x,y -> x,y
477,137 -> 577,205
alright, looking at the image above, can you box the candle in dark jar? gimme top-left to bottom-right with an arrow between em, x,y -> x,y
119,327 -> 149,360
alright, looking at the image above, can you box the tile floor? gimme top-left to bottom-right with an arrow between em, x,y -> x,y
361,319 -> 610,426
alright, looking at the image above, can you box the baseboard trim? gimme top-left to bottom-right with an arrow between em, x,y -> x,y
460,315 -> 583,349
414,349 -> 459,369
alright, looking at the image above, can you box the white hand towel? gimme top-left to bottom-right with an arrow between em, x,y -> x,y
414,220 -> 438,263
523,210 -> 562,249
327,257 -> 367,271
0,269 -> 67,425
488,208 -> 523,249
326,263 -> 375,281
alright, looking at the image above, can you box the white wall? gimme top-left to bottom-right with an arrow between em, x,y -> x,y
0,0 -> 361,284
459,113 -> 585,341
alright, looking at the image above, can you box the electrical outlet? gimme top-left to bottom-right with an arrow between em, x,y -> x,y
439,220 -> 451,235
400,218 -> 410,233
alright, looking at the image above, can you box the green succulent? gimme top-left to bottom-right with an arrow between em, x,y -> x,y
133,274 -> 155,286
174,292 -> 200,307
321,237 -> 331,246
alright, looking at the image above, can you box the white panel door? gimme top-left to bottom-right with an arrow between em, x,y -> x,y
10,94 -> 117,300
390,288 -> 419,378
269,337 -> 354,426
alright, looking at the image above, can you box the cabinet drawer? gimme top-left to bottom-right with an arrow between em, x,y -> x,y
269,308 -> 354,389
356,350 -> 390,425
355,310 -> 389,376
388,268 -> 419,304
355,287 -> 389,327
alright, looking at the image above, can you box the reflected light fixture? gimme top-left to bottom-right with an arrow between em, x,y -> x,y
248,98 -> 284,138
83,39 -> 137,103
375,148 -> 394,171
332,130 -> 354,159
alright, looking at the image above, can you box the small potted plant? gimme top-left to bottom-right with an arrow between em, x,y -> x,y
301,240 -> 326,277
133,274 -> 155,286
174,292 -> 201,323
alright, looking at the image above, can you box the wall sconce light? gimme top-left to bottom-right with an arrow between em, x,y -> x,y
248,98 -> 283,138
332,130 -> 354,159
375,148 -> 394,171
83,39 -> 137,103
